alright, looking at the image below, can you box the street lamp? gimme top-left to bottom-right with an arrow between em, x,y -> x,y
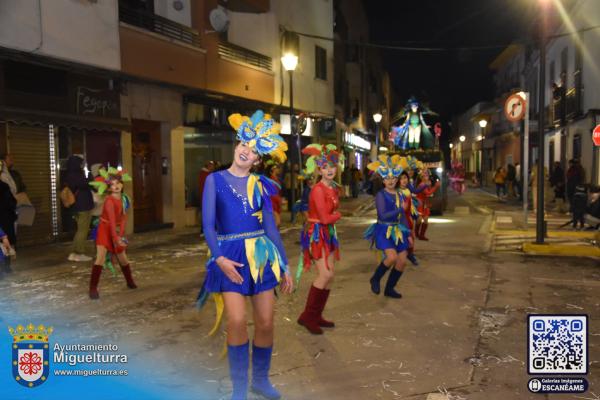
478,119 -> 488,186
459,135 -> 466,142
449,143 -> 453,149
281,52 -> 299,221
373,112 -> 382,158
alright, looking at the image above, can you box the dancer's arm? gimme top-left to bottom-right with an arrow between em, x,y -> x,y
313,184 -> 341,224
376,191 -> 402,220
201,174 -> 223,259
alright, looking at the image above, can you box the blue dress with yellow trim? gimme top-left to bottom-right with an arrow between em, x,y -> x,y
364,189 -> 412,252
198,170 -> 288,299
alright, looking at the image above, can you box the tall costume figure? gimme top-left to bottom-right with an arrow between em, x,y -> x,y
404,156 -> 424,266
297,144 -> 343,335
196,110 -> 293,400
88,168 -> 136,299
364,156 -> 413,298
393,97 -> 436,150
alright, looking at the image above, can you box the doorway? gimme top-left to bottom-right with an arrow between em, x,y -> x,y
132,119 -> 162,230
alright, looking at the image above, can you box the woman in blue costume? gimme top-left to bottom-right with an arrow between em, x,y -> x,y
196,110 -> 293,400
364,155 -> 413,298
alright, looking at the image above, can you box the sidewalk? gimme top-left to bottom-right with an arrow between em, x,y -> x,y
474,185 -> 600,258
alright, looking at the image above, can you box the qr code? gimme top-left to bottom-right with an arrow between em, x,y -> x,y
528,315 -> 587,374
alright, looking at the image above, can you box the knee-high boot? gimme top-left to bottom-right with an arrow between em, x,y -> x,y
119,264 -> 137,289
251,343 -> 281,400
419,223 -> 430,241
228,342 -> 249,400
369,262 -> 390,295
89,264 -> 103,299
384,268 -> 404,299
297,286 -> 323,334
316,287 -> 334,328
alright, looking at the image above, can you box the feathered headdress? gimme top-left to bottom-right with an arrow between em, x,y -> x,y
367,155 -> 404,178
89,167 -> 132,195
302,144 -> 344,174
405,155 -> 424,171
228,110 -> 288,163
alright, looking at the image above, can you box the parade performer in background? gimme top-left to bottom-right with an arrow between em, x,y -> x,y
88,168 -> 136,299
292,170 -> 314,225
296,144 -> 343,335
265,161 -> 283,227
365,156 -> 413,298
393,97 -> 437,150
403,156 -> 424,266
196,110 -> 293,400
449,161 -> 466,195
415,168 -> 441,241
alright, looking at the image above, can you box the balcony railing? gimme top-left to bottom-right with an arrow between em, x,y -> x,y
119,4 -> 201,48
552,87 -> 582,126
218,42 -> 272,71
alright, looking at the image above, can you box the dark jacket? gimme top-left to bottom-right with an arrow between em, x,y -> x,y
64,156 -> 93,212
0,180 -> 17,243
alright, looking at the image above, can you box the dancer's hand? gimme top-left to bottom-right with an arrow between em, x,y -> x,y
216,256 -> 244,284
279,272 -> 293,294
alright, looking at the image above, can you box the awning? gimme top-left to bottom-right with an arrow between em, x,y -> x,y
0,106 -> 131,132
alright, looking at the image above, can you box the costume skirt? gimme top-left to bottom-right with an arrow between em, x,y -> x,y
364,222 -> 411,252
95,222 -> 125,254
300,222 -> 339,270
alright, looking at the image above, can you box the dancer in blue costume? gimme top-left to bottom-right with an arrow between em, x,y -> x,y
196,110 -> 293,400
364,155 -> 414,298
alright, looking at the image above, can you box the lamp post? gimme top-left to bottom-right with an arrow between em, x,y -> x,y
373,112 -> 382,158
281,52 -> 299,220
536,0 -> 550,244
479,119 -> 488,186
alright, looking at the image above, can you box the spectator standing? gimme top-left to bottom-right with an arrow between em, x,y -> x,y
65,155 -> 94,262
506,163 -> 516,197
566,159 -> 585,211
493,167 -> 507,199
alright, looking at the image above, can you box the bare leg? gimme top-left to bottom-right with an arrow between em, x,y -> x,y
251,289 -> 275,347
223,292 -> 248,346
313,254 -> 335,290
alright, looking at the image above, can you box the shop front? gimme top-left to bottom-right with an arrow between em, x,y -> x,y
343,131 -> 372,171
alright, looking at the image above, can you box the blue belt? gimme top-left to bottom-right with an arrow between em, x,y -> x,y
216,230 -> 265,242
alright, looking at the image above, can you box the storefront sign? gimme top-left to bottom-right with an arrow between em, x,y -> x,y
76,86 -> 119,117
344,132 -> 371,151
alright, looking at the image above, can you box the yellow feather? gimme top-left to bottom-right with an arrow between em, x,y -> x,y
367,161 -> 381,172
245,238 -> 259,283
247,175 -> 257,209
208,293 -> 225,336
386,226 -> 392,239
228,114 -> 244,130
272,256 -> 281,282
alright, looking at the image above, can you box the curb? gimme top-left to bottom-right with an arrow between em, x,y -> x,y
522,242 -> 600,257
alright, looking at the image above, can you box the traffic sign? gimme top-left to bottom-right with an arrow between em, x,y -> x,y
504,93 -> 527,122
593,124 -> 600,146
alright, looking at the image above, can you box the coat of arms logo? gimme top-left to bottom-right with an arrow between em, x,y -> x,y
9,323 -> 53,388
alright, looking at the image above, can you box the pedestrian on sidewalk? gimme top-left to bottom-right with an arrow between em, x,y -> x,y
297,144 -> 342,335
195,110 -> 292,400
415,168 -> 441,241
566,159 -> 585,211
88,168 -> 136,299
0,226 -> 14,278
0,160 -> 17,267
65,155 -> 94,262
506,163 -> 516,198
364,155 -> 412,299
351,166 -> 361,198
550,161 -> 566,212
493,167 -> 507,199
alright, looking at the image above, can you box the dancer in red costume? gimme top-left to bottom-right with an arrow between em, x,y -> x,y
415,168 -> 441,241
297,144 -> 342,335
88,168 -> 136,299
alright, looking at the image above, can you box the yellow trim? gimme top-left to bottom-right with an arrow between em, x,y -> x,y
522,243 -> 600,257
493,229 -> 596,239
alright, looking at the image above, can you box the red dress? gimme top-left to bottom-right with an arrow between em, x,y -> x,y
302,181 -> 341,269
269,176 -> 282,214
416,182 -> 440,218
96,195 -> 127,254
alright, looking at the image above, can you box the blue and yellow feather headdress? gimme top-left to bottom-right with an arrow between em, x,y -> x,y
228,110 -> 288,163
367,155 -> 404,178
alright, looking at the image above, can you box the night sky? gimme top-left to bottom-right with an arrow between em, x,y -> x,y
363,0 -> 541,121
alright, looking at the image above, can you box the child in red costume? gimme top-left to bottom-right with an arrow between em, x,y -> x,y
88,169 -> 137,299
415,169 -> 440,241
297,144 -> 342,335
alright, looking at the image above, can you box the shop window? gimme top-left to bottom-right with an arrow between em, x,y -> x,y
315,46 -> 327,81
572,134 -> 581,160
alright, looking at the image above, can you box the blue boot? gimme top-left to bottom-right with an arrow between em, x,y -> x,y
251,344 -> 281,400
369,262 -> 390,295
407,253 -> 419,266
227,342 -> 249,400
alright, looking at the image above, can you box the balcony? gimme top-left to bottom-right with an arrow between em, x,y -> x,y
219,0 -> 270,13
218,42 -> 272,72
552,87 -> 582,126
119,4 -> 201,48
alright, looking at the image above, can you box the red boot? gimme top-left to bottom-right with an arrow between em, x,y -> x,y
316,288 -> 334,328
89,264 -> 103,299
297,286 -> 323,334
419,223 -> 430,241
120,264 -> 137,289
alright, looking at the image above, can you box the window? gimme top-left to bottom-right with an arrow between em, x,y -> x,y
315,46 -> 327,80
572,134 -> 581,160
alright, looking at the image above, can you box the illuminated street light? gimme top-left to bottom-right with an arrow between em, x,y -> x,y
281,53 -> 298,72
459,135 -> 466,142
373,113 -> 383,158
372,113 -> 382,123
281,51 -> 300,221
449,143 -> 453,149
478,119 -> 488,128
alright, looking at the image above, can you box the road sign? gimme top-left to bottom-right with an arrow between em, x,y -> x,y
504,93 -> 527,122
593,124 -> 600,146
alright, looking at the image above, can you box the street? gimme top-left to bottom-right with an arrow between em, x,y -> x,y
1,189 -> 598,399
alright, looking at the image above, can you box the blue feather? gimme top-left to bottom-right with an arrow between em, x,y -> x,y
250,110 -> 264,127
